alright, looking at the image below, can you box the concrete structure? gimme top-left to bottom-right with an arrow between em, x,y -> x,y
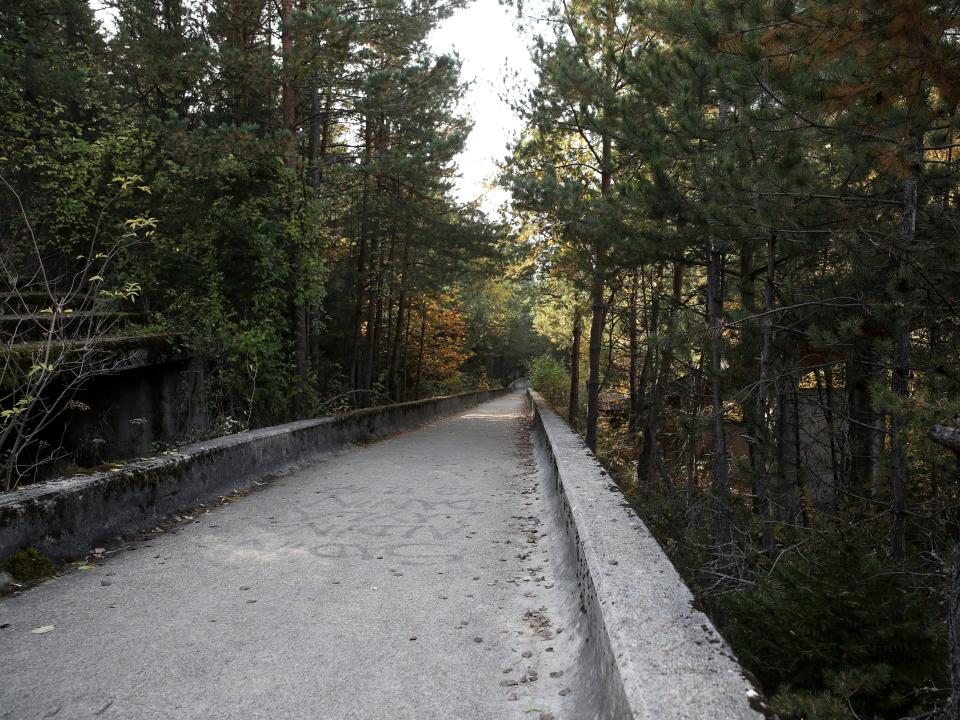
60,353 -> 206,465
0,388 -> 506,564
3,281 -> 204,468
0,391 -> 767,719
528,390 -> 767,719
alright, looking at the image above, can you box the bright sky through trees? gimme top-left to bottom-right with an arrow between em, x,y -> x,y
95,0 -> 534,218
428,0 -> 535,216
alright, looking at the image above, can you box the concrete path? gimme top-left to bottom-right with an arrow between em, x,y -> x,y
0,393 -> 573,720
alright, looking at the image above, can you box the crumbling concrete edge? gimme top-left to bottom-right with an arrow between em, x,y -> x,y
527,389 -> 769,720
0,388 -> 508,564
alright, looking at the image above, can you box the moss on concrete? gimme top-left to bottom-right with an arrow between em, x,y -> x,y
3,546 -> 56,581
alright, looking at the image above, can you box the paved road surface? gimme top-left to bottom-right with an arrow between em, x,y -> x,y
0,393 -> 575,719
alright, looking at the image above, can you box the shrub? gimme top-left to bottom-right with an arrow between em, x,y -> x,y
527,354 -> 569,409
721,529 -> 947,719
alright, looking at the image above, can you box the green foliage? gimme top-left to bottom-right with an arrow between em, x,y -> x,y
461,278 -> 552,380
1,0 -> 544,466
4,547 -> 56,581
527,354 -> 569,409
509,0 -> 960,715
721,530 -> 947,719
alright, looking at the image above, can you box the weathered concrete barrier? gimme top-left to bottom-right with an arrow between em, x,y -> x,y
0,388 -> 508,564
527,389 -> 767,720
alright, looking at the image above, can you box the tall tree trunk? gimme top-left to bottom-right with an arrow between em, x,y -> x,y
738,237 -> 760,513
367,224 -> 393,396
308,86 -> 332,387
586,126 -> 612,452
399,296 -> 412,401
790,373 -> 809,528
350,117 -> 373,400
586,272 -> 606,452
637,265 -> 665,484
687,356 -> 705,503
815,365 -> 841,507
890,133 -> 920,559
280,0 -> 307,419
308,309 -> 320,380
293,302 -> 308,417
381,204 -> 399,369
847,336 -> 876,505
414,306 -> 426,400
350,234 -> 366,396
362,234 -> 383,397
388,238 -> 410,400
628,271 -> 640,433
305,78 -> 326,381
707,244 -> 732,555
308,75 -> 321,187
360,118 -> 388,401
752,233 -> 776,556
308,86 -> 331,189
634,271 -> 654,425
568,307 -> 582,429
644,262 -> 683,488
384,296 -> 394,372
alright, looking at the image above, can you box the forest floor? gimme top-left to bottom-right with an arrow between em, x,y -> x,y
0,393 -> 575,720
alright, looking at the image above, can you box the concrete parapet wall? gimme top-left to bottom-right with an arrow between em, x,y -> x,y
527,389 -> 766,720
0,388 -> 507,563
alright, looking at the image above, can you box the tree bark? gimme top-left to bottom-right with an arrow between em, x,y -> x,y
890,133 -> 919,559
790,373 -> 809,528
687,356 -> 705,503
568,307 -> 582,429
388,238 -> 410,400
360,117 -> 389,401
414,306 -> 426,400
707,245 -> 732,554
280,0 -> 307,419
652,262 -> 683,486
628,271 -> 640,433
585,112 -> 613,452
293,301 -> 308,417
280,0 -> 296,169
399,296 -> 412,401
738,237 -> 760,514
305,82 -> 326,382
637,265 -> 665,484
847,336 -> 876,503
586,272 -> 606,452
350,117 -> 373,399
752,232 -> 776,556
362,234 -> 383,397
308,86 -> 330,189
815,365 -> 841,507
